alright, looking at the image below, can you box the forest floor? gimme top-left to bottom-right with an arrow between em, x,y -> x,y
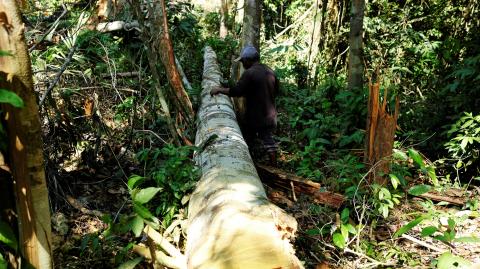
48,152 -> 480,268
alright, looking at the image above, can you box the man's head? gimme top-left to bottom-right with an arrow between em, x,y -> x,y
235,45 -> 260,69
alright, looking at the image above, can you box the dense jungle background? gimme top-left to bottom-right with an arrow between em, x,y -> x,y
0,0 -> 479,268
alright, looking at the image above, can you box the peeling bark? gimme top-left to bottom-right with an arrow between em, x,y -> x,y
365,81 -> 399,184
186,47 -> 303,269
0,1 -> 52,268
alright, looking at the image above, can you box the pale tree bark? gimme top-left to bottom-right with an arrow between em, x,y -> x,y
186,47 -> 303,269
0,1 -> 52,268
232,0 -> 262,119
348,0 -> 365,90
219,0 -> 230,38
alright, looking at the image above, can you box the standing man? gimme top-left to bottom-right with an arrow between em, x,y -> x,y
210,45 -> 279,165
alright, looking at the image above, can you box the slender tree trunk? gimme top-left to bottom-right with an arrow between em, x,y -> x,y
129,0 -> 194,143
187,46 -> 303,269
348,0 -> 365,90
241,0 -> 261,50
158,0 -> 194,123
0,1 -> 52,268
232,0 -> 262,119
219,0 -> 229,38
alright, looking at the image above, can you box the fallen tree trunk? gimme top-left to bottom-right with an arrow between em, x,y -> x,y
256,164 -> 345,208
186,47 -> 303,269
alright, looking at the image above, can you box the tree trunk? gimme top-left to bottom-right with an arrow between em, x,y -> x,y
219,0 -> 229,38
232,0 -> 262,120
0,1 -> 52,268
129,0 -> 194,144
347,0 -> 365,90
158,0 -> 194,124
186,47 -> 303,269
130,0 -> 193,122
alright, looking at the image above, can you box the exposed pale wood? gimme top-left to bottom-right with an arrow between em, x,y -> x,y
186,47 -> 303,269
0,1 -> 52,267
401,234 -> 445,252
255,164 -> 345,208
96,20 -> 139,32
133,244 -> 186,269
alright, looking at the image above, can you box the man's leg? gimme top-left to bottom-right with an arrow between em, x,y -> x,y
258,129 -> 278,166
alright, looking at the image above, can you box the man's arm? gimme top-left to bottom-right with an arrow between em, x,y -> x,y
210,87 -> 230,96
211,71 -> 250,97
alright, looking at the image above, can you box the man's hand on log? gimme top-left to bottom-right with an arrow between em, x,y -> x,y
210,87 -> 229,96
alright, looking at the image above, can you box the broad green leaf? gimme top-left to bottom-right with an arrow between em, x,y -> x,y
426,166 -> 438,186
454,237 -> 480,243
118,257 -> 143,269
133,203 -> 155,221
0,253 -> 7,269
130,216 -> 144,237
341,224 -> 349,241
408,148 -> 425,169
133,187 -> 161,204
0,221 -> 17,251
332,233 -> 345,249
460,138 -> 468,151
127,175 -> 145,190
0,89 -> 24,108
340,208 -> 350,223
306,228 -> 321,236
390,174 -> 400,189
421,226 -> 438,237
344,223 -> 357,235
408,185 -> 432,196
394,215 -> 427,238
447,218 -> 455,230
436,252 -> 471,269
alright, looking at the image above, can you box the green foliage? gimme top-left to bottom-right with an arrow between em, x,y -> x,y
0,221 -> 17,251
0,89 -> 24,108
332,208 -> 358,249
371,184 -> 401,219
135,144 -> 200,225
118,257 -> 143,269
204,35 -> 238,79
444,112 -> 480,178
408,184 -> 432,196
0,253 -> 6,269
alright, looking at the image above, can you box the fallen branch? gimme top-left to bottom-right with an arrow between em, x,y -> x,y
29,4 -> 68,52
418,192 -> 465,206
101,71 -> 139,78
133,244 -> 186,269
95,20 -> 140,32
144,226 -> 185,259
256,164 -> 345,208
39,44 -> 78,106
66,195 -> 103,217
401,234 -> 445,252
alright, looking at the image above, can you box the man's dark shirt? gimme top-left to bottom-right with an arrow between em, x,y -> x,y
229,63 -> 279,131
